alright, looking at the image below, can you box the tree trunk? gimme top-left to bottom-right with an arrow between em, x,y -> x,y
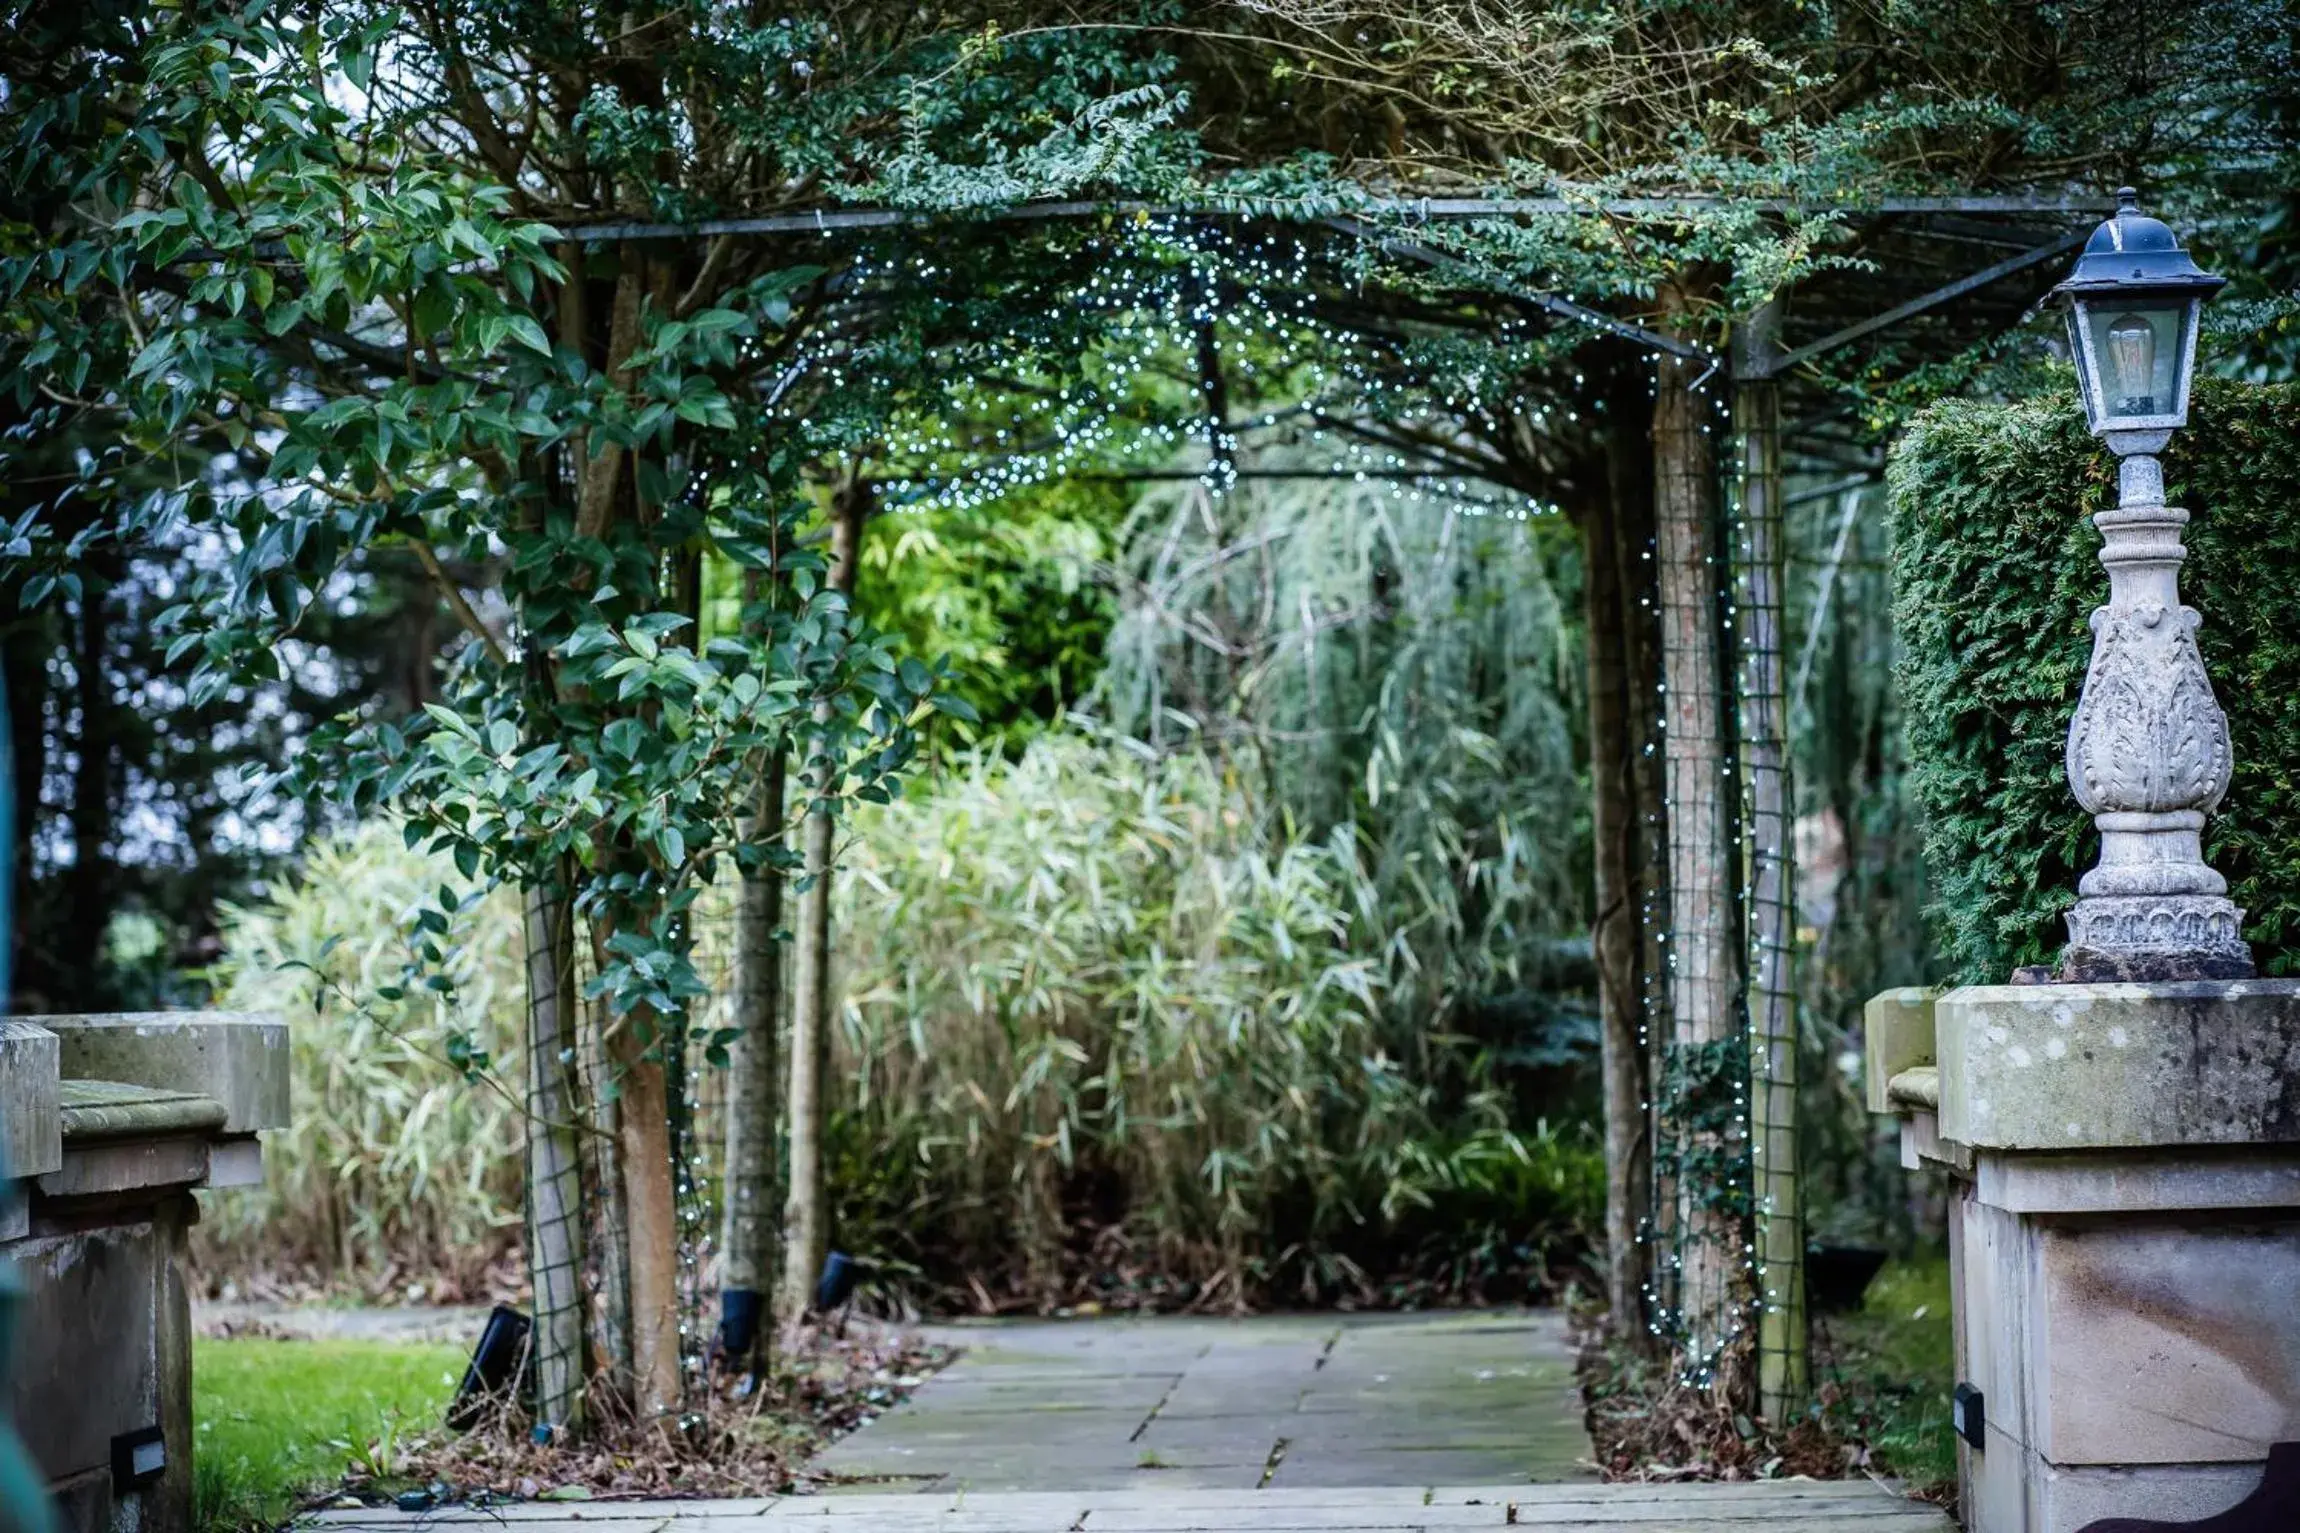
1580,473 -> 1648,1344
63,557 -> 118,1007
1652,291 -> 1753,1407
605,996 -> 681,1420
585,990 -> 632,1395
1734,305 -> 1806,1420
777,477 -> 868,1345
717,747 -> 786,1373
524,870 -> 587,1434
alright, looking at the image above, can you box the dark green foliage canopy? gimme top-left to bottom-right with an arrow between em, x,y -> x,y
1890,379 -> 2300,983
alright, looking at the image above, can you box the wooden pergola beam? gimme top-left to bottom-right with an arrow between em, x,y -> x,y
1758,228 -> 2089,377
562,194 -> 2117,244
1321,216 -> 1709,360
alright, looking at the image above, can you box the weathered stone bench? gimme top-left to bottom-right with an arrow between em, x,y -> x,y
1,1013 -> 288,1533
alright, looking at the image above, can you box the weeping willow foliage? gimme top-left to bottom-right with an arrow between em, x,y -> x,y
197,820 -> 527,1289
826,732 -> 1600,1308
1782,479 -> 1936,1248
1098,460 -> 1588,1030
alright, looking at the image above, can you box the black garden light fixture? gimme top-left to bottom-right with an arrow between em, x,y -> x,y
2051,188 -> 2224,447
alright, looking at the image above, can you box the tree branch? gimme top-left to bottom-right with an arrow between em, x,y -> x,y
410,537 -> 512,666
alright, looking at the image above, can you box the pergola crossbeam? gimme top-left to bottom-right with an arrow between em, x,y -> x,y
1761,228 -> 2087,377
1321,216 -> 1709,360
562,194 -> 2116,244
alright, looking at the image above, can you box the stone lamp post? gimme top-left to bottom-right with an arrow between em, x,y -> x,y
2049,189 -> 2249,982
1862,193 -> 2300,1533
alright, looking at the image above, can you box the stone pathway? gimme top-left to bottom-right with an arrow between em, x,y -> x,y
812,1311 -> 1588,1493
301,1311 -> 1955,1530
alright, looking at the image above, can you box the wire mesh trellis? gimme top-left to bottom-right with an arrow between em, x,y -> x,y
520,882 -> 587,1435
1733,363 -> 1807,1421
509,877 -> 747,1429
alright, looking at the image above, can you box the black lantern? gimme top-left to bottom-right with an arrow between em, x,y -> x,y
2051,189 -> 2223,439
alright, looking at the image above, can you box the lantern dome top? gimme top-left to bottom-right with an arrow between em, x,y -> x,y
2052,189 -> 2225,298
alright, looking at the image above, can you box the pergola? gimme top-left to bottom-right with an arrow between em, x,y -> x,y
575,189 -> 2108,1415
561,191 -> 2111,478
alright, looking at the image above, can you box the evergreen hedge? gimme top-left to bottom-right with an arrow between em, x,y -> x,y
1889,379 -> 2300,984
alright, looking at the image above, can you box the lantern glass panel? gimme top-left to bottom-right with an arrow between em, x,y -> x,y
2070,296 -> 2193,431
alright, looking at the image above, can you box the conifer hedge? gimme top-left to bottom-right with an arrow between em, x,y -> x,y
1889,379 -> 2300,984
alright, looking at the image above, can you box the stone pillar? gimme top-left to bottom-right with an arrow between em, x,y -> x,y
1,1013 -> 288,1533
1898,983 -> 2300,1533
1881,210 -> 2293,1530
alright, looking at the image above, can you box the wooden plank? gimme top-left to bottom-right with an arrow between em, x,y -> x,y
1083,1509 -> 1938,1531
301,1483 -> 1951,1531
306,1501 -> 774,1525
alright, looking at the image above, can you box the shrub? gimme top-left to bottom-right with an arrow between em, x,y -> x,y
828,732 -> 1600,1307
197,820 -> 526,1290
200,742 -> 1599,1305
1889,378 -> 2300,983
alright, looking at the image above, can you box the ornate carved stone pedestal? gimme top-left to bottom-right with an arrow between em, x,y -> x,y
2059,450 -> 2252,983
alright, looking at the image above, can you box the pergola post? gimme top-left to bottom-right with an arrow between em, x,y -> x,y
1652,279 -> 1752,1403
1734,299 -> 1807,1422
778,473 -> 869,1348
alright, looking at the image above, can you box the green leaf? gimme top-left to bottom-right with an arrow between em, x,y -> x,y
505,315 -> 553,355
602,718 -> 645,759
930,694 -> 982,723
422,703 -> 481,741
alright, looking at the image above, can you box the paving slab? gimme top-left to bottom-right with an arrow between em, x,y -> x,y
809,1310 -> 1594,1495
303,1482 -> 1955,1530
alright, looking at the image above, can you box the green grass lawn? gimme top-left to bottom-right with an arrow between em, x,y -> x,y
1821,1255 -> 1957,1492
193,1338 -> 464,1532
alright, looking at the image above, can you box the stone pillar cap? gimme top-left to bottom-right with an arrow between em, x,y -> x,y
1938,980 -> 2300,1150
29,1012 -> 288,1136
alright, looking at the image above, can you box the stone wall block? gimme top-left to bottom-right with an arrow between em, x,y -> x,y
1960,1197 -> 2031,1533
1938,981 -> 2300,1149
0,1021 -> 61,1178
1974,1149 -> 2300,1214
39,1013 -> 288,1135
2025,1457 -> 2268,1533
2031,1219 -> 2300,1465
5,1224 -> 162,1488
1864,987 -> 1940,1114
